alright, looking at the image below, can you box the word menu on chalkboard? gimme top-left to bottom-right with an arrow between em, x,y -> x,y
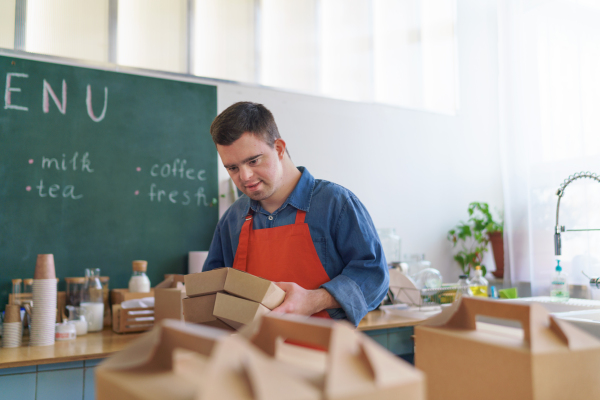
0,54 -> 218,304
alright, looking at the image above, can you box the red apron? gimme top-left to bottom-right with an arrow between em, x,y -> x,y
232,209 -> 332,319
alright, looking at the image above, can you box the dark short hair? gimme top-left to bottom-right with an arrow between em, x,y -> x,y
210,102 -> 281,147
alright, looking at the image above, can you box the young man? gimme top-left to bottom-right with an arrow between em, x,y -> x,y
203,102 -> 388,326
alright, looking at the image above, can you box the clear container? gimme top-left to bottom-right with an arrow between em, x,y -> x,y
413,268 -> 443,290
99,276 -> 110,326
551,260 -> 569,302
456,274 -> 472,299
377,228 -> 401,265
129,261 -> 151,293
65,277 -> 86,307
23,279 -> 33,294
11,279 -> 22,305
470,266 -> 489,297
81,268 -> 104,332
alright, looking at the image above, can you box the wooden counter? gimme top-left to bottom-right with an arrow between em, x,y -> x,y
357,309 -> 426,331
0,328 -> 142,369
0,310 -> 425,370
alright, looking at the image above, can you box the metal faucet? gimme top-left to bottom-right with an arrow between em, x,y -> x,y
554,171 -> 600,255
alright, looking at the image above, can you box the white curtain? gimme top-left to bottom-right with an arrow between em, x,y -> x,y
499,0 -> 600,296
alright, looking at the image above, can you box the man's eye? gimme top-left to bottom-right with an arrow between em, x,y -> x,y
228,166 -> 237,172
249,159 -> 257,165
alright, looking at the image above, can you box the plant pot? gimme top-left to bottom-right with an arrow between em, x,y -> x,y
488,231 -> 504,279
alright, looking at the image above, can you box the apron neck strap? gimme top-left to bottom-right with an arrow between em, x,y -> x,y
295,210 -> 306,224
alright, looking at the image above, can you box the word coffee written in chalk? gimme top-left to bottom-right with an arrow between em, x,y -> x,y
4,73 -> 108,122
150,159 -> 207,181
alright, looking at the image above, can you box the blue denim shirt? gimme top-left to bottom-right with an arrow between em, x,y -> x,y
203,167 -> 389,326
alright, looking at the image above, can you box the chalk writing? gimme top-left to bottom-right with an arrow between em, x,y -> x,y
149,159 -> 206,181
148,183 -> 209,206
3,73 -> 107,122
36,180 -> 83,199
41,152 -> 94,173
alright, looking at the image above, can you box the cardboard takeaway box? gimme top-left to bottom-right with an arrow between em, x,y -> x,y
96,314 -> 424,400
415,296 -> 600,400
183,268 -> 285,330
184,267 -> 285,309
96,318 -> 322,400
154,274 -> 186,324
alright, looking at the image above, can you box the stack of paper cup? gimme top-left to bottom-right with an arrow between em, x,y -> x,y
30,254 -> 57,347
2,305 -> 23,348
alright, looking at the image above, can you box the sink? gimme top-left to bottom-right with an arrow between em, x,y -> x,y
554,310 -> 600,338
504,296 -> 600,313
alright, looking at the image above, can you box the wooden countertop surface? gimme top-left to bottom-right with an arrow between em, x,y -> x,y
0,328 -> 143,369
357,309 -> 426,331
0,310 -> 425,369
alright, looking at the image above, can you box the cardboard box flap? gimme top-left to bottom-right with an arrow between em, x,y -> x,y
155,275 -> 185,289
223,269 -> 286,309
173,337 -> 320,400
428,297 -> 600,353
100,319 -> 229,371
213,292 -> 271,330
242,313 -> 424,399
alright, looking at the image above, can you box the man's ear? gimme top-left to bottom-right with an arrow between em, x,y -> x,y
274,138 -> 286,159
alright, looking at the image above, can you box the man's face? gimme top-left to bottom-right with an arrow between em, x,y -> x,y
217,132 -> 285,202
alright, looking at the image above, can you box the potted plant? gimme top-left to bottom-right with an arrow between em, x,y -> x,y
447,202 -> 504,278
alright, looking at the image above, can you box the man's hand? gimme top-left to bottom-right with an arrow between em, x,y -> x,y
271,282 -> 340,315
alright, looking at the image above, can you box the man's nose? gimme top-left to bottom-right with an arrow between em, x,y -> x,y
239,165 -> 253,182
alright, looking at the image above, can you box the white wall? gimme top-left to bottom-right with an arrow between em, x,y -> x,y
214,0 -> 502,282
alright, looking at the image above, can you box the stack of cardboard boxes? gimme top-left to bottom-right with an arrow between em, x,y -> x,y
183,268 -> 286,330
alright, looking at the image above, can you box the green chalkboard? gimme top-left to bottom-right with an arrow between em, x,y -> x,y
0,54 -> 218,307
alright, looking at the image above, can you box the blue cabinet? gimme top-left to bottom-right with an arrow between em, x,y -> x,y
0,359 -> 105,400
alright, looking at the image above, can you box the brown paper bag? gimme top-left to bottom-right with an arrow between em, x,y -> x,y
240,313 -> 425,400
96,319 -> 320,400
415,297 -> 600,400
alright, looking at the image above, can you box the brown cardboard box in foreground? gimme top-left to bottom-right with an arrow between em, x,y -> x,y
184,268 -> 285,309
182,293 -> 234,331
96,319 -> 321,400
154,275 -> 186,324
240,313 -> 425,400
415,297 -> 600,400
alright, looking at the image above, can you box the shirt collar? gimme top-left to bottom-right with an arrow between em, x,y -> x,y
245,166 -> 315,216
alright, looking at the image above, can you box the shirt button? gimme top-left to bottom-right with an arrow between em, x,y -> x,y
268,216 -> 273,220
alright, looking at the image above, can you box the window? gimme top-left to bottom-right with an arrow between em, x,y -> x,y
3,0 -> 458,114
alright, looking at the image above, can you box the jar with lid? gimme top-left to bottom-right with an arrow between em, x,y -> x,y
455,274 -> 472,299
65,277 -> 86,307
129,260 -> 151,293
81,268 -> 104,332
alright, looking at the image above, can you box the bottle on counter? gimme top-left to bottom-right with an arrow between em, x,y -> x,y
551,260 -> 569,302
129,260 -> 151,293
469,266 -> 489,297
456,274 -> 472,299
81,268 -> 104,332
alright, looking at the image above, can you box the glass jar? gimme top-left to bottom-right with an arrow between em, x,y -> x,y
11,279 -> 22,305
23,279 -> 33,294
129,260 -> 151,293
65,277 -> 86,307
99,276 -> 110,326
376,228 -> 401,265
456,274 -> 472,299
81,268 -> 104,332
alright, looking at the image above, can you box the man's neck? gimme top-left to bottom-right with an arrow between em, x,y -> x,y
260,160 -> 302,214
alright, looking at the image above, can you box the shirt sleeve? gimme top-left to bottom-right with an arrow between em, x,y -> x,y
202,223 -> 226,271
320,194 -> 389,326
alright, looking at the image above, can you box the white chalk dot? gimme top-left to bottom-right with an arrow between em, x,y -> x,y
26,186 -> 31,191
